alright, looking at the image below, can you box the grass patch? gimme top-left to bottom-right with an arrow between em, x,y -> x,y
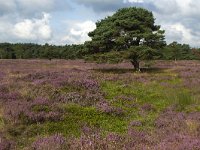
11,103 -> 128,148
100,74 -> 198,131
62,104 -> 128,133
101,81 -> 166,107
165,90 -> 198,111
100,81 -> 167,131
32,105 -> 51,112
0,107 -> 4,130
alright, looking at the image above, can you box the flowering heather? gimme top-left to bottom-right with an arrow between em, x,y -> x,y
4,97 -> 62,124
68,129 -> 125,150
29,125 -> 200,150
32,134 -> 67,150
58,91 -> 104,106
187,112 -> 200,121
0,91 -> 22,109
21,69 -> 99,92
60,92 -> 83,103
154,133 -> 200,150
152,108 -> 200,150
0,60 -> 199,149
96,101 -> 124,116
141,103 -> 155,112
115,95 -> 135,101
173,61 -> 200,92
155,108 -> 186,130
0,135 -> 15,150
129,121 -> 143,127
66,128 -> 152,150
0,72 -> 5,81
0,84 -> 9,93
77,79 -> 99,90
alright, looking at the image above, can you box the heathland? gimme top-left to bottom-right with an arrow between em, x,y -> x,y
0,59 -> 199,149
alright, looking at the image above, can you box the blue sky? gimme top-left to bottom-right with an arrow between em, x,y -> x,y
0,0 -> 200,47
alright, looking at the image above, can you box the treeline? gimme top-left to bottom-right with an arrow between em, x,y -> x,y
162,42 -> 199,60
0,43 -> 87,60
0,42 -> 199,60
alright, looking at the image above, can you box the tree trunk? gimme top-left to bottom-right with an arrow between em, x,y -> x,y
131,60 -> 140,71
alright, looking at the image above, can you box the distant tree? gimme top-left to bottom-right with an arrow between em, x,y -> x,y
192,48 -> 200,60
42,44 -> 53,60
162,42 -> 195,60
85,7 -> 166,71
0,48 -> 4,59
4,47 -> 16,59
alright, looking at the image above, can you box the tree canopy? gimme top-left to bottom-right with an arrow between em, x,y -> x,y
85,7 -> 166,70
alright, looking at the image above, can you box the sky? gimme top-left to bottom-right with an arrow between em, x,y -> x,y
0,0 -> 200,47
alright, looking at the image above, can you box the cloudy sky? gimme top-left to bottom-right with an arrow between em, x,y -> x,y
0,0 -> 199,47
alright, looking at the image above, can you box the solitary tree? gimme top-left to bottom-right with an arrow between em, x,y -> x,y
85,7 -> 166,70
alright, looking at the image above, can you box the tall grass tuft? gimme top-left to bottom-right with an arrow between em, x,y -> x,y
166,91 -> 197,111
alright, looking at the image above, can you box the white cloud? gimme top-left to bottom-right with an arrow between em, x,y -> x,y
170,24 -> 192,42
12,13 -> 52,41
0,0 -> 68,44
0,12 -> 53,43
13,20 -> 35,39
163,23 -> 190,43
161,22 -> 200,47
61,20 -> 96,44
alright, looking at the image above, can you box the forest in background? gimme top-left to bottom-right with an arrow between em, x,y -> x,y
0,42 -> 200,60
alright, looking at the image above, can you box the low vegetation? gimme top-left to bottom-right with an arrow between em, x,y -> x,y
0,59 -> 199,149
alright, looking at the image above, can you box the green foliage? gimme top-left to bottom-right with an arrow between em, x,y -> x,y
0,43 -> 86,59
165,90 -> 197,111
126,46 -> 161,61
0,43 -> 16,59
101,81 -> 166,107
32,105 -> 51,112
162,41 -> 197,60
62,104 -> 127,133
85,51 -> 125,64
0,41 -> 198,61
100,81 -> 166,130
191,48 -> 200,60
143,60 -> 155,68
85,7 -> 166,70
86,7 -> 166,53
12,104 -> 128,140
85,46 -> 162,70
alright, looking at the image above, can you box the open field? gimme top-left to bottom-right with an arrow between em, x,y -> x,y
0,59 -> 200,149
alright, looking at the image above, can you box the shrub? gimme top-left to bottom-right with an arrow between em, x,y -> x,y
32,134 -> 67,150
4,97 -> 62,124
0,135 -> 15,150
